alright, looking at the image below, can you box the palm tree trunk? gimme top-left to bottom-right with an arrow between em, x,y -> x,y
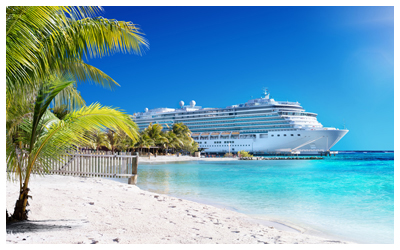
11,183 -> 30,221
12,154 -> 35,221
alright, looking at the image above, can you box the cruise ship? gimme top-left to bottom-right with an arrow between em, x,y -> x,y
132,89 -> 348,155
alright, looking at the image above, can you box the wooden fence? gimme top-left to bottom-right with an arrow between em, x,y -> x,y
43,150 -> 139,184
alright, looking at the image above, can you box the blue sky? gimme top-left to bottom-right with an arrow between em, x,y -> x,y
78,6 -> 394,150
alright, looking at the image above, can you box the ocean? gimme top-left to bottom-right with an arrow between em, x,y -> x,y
135,152 -> 394,244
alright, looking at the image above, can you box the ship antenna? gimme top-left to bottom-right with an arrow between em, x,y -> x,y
263,87 -> 269,98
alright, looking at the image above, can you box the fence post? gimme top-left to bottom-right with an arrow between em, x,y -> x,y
128,152 -> 139,185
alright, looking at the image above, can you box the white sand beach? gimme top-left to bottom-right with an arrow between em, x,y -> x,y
6,174 -> 350,244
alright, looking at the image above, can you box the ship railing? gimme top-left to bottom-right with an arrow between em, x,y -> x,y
276,101 -> 300,105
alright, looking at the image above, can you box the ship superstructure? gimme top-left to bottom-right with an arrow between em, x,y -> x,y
132,89 -> 348,155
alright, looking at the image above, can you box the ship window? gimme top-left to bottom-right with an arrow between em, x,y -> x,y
284,134 -> 286,136
271,135 -> 274,137
291,134 -> 294,136
298,134 -> 300,136
277,134 -> 280,137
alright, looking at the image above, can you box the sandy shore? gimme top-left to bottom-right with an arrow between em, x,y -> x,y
139,155 -> 238,163
6,175 -> 349,244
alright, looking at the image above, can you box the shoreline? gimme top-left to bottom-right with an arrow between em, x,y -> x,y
164,193 -> 303,234
138,155 -> 238,163
141,186 -> 351,243
6,174 -> 350,244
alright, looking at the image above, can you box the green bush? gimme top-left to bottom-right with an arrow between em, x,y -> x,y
224,152 -> 233,157
238,150 -> 253,158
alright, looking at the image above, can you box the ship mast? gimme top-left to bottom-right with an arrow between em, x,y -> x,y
263,87 -> 270,99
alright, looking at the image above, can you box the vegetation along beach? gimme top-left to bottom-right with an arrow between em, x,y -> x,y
6,6 -> 394,245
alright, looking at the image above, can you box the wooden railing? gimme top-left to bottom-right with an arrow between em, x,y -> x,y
43,150 -> 139,184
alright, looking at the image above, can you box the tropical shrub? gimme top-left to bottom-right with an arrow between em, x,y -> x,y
238,150 -> 253,158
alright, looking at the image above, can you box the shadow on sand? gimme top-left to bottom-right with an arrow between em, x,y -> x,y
6,219 -> 80,234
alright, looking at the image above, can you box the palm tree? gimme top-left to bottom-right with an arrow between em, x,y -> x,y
135,131 -> 154,155
171,123 -> 194,153
6,6 -> 148,155
116,130 -> 139,152
105,129 -> 121,154
173,123 -> 193,143
6,6 -> 147,221
88,130 -> 109,152
7,79 -> 138,221
165,130 -> 183,154
6,6 -> 148,142
144,123 -> 169,155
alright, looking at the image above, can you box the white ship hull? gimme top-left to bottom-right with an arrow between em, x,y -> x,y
133,89 -> 349,155
199,129 -> 348,155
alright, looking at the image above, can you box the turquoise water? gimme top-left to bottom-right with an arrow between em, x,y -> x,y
135,152 -> 394,243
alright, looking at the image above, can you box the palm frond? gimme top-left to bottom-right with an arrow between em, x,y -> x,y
6,6 -> 148,92
6,7 -> 103,89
